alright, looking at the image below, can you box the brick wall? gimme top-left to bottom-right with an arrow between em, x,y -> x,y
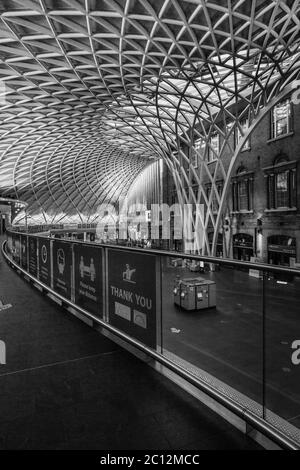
163,96 -> 300,263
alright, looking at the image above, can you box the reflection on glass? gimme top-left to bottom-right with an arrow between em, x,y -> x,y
161,256 -> 264,416
265,270 -> 300,443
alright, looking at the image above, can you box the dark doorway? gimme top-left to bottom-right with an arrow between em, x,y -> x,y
268,235 -> 296,267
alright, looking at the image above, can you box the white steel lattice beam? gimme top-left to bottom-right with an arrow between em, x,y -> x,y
0,0 -> 298,233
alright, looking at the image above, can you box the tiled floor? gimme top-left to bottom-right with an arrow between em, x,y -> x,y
0,245 -> 262,450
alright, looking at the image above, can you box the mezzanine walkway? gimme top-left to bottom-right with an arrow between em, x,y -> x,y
0,239 -> 261,450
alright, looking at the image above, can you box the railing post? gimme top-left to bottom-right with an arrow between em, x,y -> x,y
50,237 -> 54,290
155,254 -> 163,354
104,247 -> 109,323
71,243 -> 75,303
36,237 -> 40,280
262,269 -> 267,420
159,255 -> 163,354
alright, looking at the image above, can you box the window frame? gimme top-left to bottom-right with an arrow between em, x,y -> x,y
263,158 -> 297,211
270,98 -> 293,140
191,137 -> 205,168
231,169 -> 254,213
206,180 -> 224,214
208,133 -> 219,163
235,119 -> 251,151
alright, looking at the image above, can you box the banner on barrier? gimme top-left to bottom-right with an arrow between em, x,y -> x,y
28,237 -> 38,277
108,250 -> 157,348
6,232 -> 12,255
20,234 -> 28,270
12,233 -> 21,265
52,240 -> 72,299
38,238 -> 51,287
74,244 -> 103,317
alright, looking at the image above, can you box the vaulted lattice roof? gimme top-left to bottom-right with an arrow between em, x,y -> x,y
0,0 -> 299,223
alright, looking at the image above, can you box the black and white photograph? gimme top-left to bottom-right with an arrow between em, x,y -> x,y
0,0 -> 299,456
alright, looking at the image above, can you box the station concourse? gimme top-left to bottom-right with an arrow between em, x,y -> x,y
0,237 -> 261,450
0,0 -> 299,452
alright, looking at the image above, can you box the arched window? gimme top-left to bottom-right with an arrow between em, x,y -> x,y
191,137 -> 205,168
274,155 -> 288,166
236,165 -> 247,174
271,98 -> 292,139
208,133 -> 219,162
235,120 -> 250,150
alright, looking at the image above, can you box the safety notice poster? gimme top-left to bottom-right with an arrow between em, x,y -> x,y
52,240 -> 72,299
74,244 -> 103,317
38,238 -> 51,287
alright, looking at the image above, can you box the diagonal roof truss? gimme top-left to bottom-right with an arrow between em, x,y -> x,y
0,0 -> 299,225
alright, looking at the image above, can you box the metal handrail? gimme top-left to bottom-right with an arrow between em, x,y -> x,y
6,228 -> 300,276
2,239 -> 299,450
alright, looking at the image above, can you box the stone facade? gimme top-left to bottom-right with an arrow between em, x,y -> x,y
163,95 -> 300,266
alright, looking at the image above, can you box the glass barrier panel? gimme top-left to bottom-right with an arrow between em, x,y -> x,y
106,248 -> 159,350
12,232 -> 21,265
5,230 -> 300,447
161,256 -> 264,417
6,231 -> 12,257
264,268 -> 300,445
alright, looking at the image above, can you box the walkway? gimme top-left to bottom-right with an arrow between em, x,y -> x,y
0,242 -> 261,450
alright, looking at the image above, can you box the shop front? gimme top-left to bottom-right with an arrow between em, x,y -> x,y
233,233 -> 254,261
268,235 -> 296,267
